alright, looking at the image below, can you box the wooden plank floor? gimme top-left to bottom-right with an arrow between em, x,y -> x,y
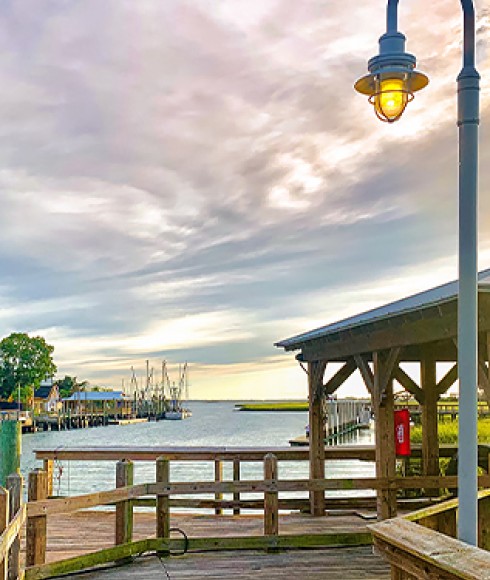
20,511 -> 391,578
22,511 -> 378,562
25,509 -> 379,564
70,549 -> 390,579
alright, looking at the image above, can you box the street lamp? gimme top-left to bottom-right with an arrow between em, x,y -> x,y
355,0 -> 480,545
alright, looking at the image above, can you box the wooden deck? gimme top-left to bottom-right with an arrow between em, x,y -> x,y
19,510 -> 391,578
74,548 -> 390,579
34,510 -> 379,564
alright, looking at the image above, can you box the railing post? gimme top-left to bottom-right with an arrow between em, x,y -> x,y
6,474 -> 21,580
26,469 -> 48,567
43,460 -> 54,498
390,566 -> 403,579
438,508 -> 457,539
264,453 -> 278,545
214,460 -> 223,515
0,486 -> 9,580
478,494 -> 490,550
115,460 -> 133,546
156,457 -> 170,556
233,459 -> 240,515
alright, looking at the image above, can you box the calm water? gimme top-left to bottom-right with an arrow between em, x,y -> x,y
20,401 -> 375,499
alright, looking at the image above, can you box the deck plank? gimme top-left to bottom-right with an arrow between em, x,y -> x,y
22,510 -> 390,577
72,549 -> 390,579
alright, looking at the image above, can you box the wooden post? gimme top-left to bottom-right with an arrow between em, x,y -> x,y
233,459 -> 240,515
438,508 -> 457,539
374,352 -> 397,520
214,460 -> 223,515
43,459 -> 54,498
390,566 -> 403,580
115,460 -> 133,546
0,487 -> 8,580
421,355 -> 439,496
0,421 -> 21,487
264,454 -> 278,539
6,474 -> 21,580
479,495 -> 490,550
308,360 -> 326,516
156,457 -> 170,556
26,469 -> 48,567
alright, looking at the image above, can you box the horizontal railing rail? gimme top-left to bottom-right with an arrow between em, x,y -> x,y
0,473 -> 25,580
26,475 -> 490,519
37,443 -> 490,461
0,504 -> 26,563
369,489 -> 490,578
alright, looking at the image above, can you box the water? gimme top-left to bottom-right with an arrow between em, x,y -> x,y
20,401 -> 375,500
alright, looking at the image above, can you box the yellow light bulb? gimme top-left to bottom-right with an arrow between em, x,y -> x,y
374,78 -> 408,122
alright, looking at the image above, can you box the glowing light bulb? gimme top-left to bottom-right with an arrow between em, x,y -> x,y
374,78 -> 408,122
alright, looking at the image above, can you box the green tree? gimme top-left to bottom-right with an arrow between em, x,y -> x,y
0,333 -> 57,401
56,376 -> 89,398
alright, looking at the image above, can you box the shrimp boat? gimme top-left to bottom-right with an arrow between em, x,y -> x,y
164,363 -> 191,420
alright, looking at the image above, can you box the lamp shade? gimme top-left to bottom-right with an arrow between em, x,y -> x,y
354,31 -> 429,123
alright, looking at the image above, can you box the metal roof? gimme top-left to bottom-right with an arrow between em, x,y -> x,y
62,391 -> 129,402
275,268 -> 490,350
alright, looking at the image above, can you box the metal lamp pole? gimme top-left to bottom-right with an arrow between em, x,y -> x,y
455,0 -> 480,546
355,0 -> 480,544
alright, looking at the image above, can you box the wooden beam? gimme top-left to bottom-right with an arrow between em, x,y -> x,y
156,457 -> 170,554
301,308 -> 461,362
354,355 -> 374,395
393,366 -> 424,403
308,360 -> 327,516
264,454 -> 278,537
379,348 -> 401,399
115,460 -> 133,546
323,359 -> 357,396
373,352 -> 397,520
26,470 -> 48,567
436,364 -> 458,397
421,355 -> 439,495
478,333 -> 490,405
478,356 -> 490,403
0,486 -> 8,580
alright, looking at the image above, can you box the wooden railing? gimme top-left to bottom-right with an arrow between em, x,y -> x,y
21,449 -> 490,580
35,444 -> 490,504
369,490 -> 490,579
0,474 -> 25,580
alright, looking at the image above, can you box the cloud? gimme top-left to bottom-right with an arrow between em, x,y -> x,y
0,0 -> 488,398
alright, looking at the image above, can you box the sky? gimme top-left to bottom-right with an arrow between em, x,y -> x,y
0,0 -> 489,400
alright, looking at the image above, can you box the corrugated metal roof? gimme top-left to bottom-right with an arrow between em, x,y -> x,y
275,268 -> 490,350
62,391 -> 129,402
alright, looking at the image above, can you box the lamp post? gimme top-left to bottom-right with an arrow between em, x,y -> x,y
355,0 -> 480,545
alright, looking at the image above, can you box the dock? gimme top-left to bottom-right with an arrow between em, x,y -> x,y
0,445 -> 487,580
35,510 -> 379,564
66,549 -> 389,580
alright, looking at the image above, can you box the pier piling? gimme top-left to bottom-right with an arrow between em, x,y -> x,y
0,421 -> 21,487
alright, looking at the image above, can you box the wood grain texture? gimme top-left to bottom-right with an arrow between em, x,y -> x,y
27,548 -> 390,580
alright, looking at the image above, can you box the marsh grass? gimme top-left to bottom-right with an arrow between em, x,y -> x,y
236,402 -> 308,412
411,418 -> 490,444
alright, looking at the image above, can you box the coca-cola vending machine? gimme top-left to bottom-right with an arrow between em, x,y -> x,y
394,408 -> 411,456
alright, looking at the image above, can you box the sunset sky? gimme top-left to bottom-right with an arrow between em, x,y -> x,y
1,0 -> 489,399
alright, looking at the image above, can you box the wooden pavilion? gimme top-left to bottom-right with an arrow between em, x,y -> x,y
275,268 -> 490,520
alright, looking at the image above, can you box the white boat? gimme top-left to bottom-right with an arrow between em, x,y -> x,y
165,408 -> 192,420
